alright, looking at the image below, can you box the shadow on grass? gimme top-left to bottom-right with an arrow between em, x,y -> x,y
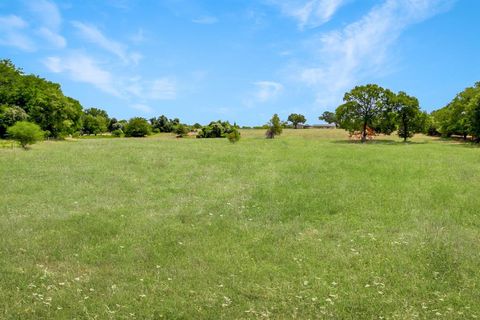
331,139 -> 429,145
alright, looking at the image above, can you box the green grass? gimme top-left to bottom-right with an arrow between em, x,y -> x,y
1,129 -> 479,319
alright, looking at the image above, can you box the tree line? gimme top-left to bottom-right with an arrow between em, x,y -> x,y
2,59 -> 480,147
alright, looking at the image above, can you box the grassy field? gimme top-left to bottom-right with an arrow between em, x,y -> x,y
1,129 -> 479,319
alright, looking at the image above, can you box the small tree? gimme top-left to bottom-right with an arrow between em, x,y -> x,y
266,114 -> 283,139
7,121 -> 44,149
392,91 -> 422,142
227,129 -> 241,143
287,113 -> 306,129
125,117 -> 151,137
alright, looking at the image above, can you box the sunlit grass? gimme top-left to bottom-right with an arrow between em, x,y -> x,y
1,129 -> 479,318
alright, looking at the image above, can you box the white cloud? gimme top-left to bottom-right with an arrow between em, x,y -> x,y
44,53 -> 120,96
254,81 -> 284,102
293,0 -> 454,107
37,27 -> 66,48
125,77 -> 177,100
131,104 -> 154,114
192,16 -> 219,24
26,0 -> 66,48
0,15 -> 35,51
72,21 -> 141,65
270,0 -> 348,29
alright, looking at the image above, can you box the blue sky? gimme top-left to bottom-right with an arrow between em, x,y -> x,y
0,0 -> 479,125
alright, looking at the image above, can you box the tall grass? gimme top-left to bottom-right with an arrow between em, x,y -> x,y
1,130 -> 479,319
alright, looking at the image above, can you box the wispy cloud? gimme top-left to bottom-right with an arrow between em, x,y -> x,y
292,0 -> 454,107
0,15 -> 35,51
270,0 -> 348,29
192,16 -> 219,24
72,21 -> 142,64
126,77 -> 177,100
254,81 -> 284,102
26,0 -> 66,48
44,53 -> 120,96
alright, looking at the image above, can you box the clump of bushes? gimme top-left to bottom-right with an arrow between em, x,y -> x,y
125,117 -> 151,137
174,124 -> 190,137
111,129 -> 124,137
7,121 -> 44,149
197,120 -> 237,138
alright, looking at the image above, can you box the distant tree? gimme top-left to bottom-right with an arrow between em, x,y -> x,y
391,91 -> 422,141
125,117 -> 151,137
335,84 -> 390,143
193,123 -> 202,129
7,121 -> 44,149
150,115 -> 177,132
266,114 -> 283,139
319,111 -> 337,127
82,113 -> 108,135
287,113 -> 306,129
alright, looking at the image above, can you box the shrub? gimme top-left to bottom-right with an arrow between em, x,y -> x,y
227,129 -> 241,143
125,117 -> 151,137
7,121 -> 44,149
197,120 -> 237,138
174,124 -> 189,137
111,129 -> 124,137
265,114 -> 282,139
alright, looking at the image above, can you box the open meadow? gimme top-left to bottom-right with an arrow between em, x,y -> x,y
1,129 -> 480,319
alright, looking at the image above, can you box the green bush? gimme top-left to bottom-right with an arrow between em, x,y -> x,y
174,124 -> 189,137
111,129 -> 124,137
7,121 -> 44,149
266,114 -> 282,139
197,120 -> 237,138
227,129 -> 241,143
125,117 -> 151,137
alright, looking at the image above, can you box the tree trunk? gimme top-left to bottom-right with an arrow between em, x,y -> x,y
361,120 -> 367,143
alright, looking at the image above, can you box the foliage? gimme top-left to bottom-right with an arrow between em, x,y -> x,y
391,91 -> 422,141
125,117 -> 151,137
319,111 -> 338,127
266,114 -> 282,139
81,108 -> 109,135
111,129 -> 124,137
0,105 -> 28,137
6,121 -> 44,149
197,120 -> 236,138
432,82 -> 480,140
150,115 -> 179,133
227,129 -> 241,143
174,124 -> 189,137
0,60 -> 83,138
335,84 -> 391,143
287,113 -> 306,129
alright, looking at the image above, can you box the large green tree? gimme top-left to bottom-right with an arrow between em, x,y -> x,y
335,84 -> 390,143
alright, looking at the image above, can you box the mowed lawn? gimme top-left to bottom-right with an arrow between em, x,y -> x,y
1,129 -> 480,319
